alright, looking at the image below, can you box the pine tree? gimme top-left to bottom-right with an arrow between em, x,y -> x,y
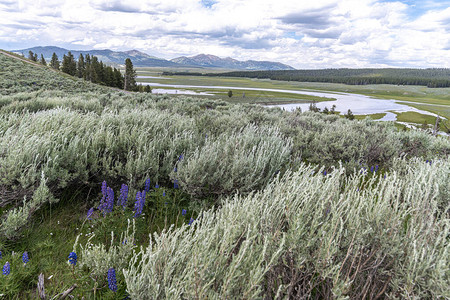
40,54 -> 47,66
61,52 -> 76,76
77,54 -> 85,78
344,109 -> 355,120
50,53 -> 60,70
90,56 -> 100,83
28,51 -> 36,61
84,54 -> 91,81
124,58 -> 136,91
34,53 -> 38,62
104,66 -> 114,87
113,68 -> 124,88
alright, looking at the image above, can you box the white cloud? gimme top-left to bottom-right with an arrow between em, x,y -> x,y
0,0 -> 449,68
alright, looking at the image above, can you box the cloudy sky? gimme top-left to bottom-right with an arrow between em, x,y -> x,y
1,0 -> 449,68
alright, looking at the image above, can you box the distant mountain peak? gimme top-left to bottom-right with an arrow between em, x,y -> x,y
11,46 -> 295,70
171,53 -> 295,70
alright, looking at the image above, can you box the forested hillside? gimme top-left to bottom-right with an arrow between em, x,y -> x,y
0,52 -> 449,298
167,68 -> 450,87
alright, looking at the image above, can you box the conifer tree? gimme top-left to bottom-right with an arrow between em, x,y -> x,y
50,53 -> 60,70
113,68 -> 124,88
124,58 -> 136,91
61,52 -> 77,76
77,53 -> 85,78
90,56 -> 100,83
84,54 -> 91,81
40,54 -> 47,66
28,51 -> 36,61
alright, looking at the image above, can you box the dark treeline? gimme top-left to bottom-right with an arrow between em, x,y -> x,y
163,68 -> 450,88
28,50 -> 124,89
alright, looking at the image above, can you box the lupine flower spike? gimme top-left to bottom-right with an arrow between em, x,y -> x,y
99,181 -> 107,211
155,183 -> 159,189
0,250 -> 2,260
107,268 -> 118,292
133,191 -> 144,218
188,218 -> 194,225
2,262 -> 10,275
119,184 -> 129,209
144,178 -> 151,193
104,187 -> 114,215
182,209 -> 187,216
87,207 -> 94,220
22,251 -> 29,265
68,252 -> 77,266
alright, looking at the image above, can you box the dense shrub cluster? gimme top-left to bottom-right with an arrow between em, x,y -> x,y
124,158 -> 450,299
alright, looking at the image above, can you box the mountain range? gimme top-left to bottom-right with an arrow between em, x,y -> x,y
12,46 -> 295,70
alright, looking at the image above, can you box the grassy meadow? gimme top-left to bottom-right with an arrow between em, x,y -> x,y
0,52 -> 449,299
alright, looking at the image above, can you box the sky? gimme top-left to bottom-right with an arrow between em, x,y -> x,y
0,0 -> 449,69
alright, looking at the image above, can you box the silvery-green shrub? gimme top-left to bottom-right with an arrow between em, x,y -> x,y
173,125 -> 292,197
125,158 -> 449,299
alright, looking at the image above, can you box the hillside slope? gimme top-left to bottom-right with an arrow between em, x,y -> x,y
0,50 -> 109,95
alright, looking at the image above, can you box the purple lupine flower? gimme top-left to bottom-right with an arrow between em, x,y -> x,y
103,187 -> 114,215
87,207 -> 94,220
119,184 -> 128,209
323,170 -> 327,176
155,184 -> 159,189
68,252 -> 77,266
163,191 -> 166,197
101,181 -> 107,197
98,180 -> 108,212
375,165 -> 379,172
133,191 -> 143,218
182,209 -> 187,216
178,154 -> 184,161
370,166 -> 374,173
188,218 -> 194,225
107,268 -> 118,292
174,167 -> 177,173
144,178 -> 151,193
174,179 -> 179,189
22,251 -> 29,264
2,262 -> 10,275
0,250 -> 2,260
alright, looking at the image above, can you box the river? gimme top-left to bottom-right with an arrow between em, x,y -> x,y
139,81 -> 443,122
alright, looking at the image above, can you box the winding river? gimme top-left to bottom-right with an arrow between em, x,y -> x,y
139,81 -> 444,121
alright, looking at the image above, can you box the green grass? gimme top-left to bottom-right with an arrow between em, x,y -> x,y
354,113 -> 387,120
0,184 -> 201,298
395,111 -> 437,125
